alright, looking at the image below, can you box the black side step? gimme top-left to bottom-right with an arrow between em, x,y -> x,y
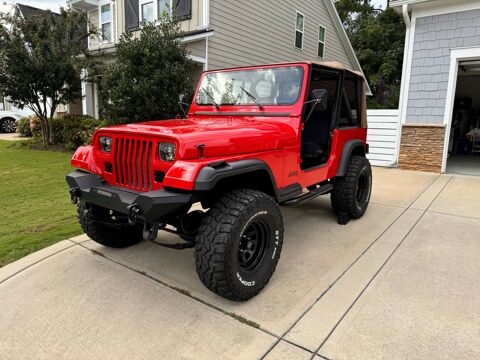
282,184 -> 333,206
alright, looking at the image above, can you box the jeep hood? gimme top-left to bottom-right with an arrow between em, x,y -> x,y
100,116 -> 296,159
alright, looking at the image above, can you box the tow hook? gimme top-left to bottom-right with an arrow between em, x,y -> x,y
143,222 -> 163,241
127,204 -> 141,225
69,188 -> 80,205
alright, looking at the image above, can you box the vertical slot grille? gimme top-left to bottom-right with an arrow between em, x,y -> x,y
113,137 -> 153,191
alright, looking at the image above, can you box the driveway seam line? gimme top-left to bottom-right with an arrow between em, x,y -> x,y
0,242 -> 77,285
316,354 -> 332,360
311,175 -> 454,359
75,242 -> 276,338
281,338 -> 315,354
428,209 -> 480,220
260,174 -> 442,359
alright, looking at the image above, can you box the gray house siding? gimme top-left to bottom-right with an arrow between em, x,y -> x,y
207,0 -> 354,70
186,39 -> 206,58
406,8 -> 480,124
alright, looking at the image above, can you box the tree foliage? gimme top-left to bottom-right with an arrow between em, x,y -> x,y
0,8 -> 96,144
336,0 -> 405,108
100,19 -> 195,124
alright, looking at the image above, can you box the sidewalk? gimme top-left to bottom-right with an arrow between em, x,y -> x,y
1,168 -> 479,359
0,133 -> 27,141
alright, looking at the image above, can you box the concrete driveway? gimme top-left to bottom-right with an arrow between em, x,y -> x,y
1,168 -> 479,359
0,133 -> 27,141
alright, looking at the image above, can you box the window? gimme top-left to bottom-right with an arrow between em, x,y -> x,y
100,2 -> 112,43
318,25 -> 326,58
140,0 -> 155,23
295,12 -> 304,49
158,0 -> 171,18
338,74 -> 361,128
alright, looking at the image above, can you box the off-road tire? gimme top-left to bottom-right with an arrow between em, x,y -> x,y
77,201 -> 143,248
195,189 -> 284,301
331,155 -> 372,219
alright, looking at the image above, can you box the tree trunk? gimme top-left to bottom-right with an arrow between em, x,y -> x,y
38,115 -> 51,145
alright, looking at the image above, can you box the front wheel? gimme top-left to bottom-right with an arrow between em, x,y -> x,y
331,155 -> 372,219
195,189 -> 284,301
77,201 -> 143,248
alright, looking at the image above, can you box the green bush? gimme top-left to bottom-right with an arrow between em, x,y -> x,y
16,117 -> 33,137
29,114 -> 105,150
30,116 -> 42,138
61,114 -> 105,150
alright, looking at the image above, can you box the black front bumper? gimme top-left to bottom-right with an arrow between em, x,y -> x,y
66,170 -> 192,222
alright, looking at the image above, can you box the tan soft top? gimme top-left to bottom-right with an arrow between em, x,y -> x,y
208,61 -> 366,81
307,61 -> 365,80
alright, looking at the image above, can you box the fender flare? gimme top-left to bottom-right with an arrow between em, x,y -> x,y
336,139 -> 366,177
194,159 -> 280,198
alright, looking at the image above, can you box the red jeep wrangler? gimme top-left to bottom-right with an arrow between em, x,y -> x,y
67,62 -> 372,301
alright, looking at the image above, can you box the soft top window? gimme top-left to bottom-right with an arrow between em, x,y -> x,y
196,66 -> 304,106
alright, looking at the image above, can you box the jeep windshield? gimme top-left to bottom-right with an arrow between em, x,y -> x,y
195,66 -> 304,106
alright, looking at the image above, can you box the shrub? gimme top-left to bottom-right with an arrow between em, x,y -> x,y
61,114 -> 105,150
30,117 -> 42,138
16,117 -> 33,137
29,114 -> 104,150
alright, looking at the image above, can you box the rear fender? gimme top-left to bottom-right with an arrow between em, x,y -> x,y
336,140 -> 366,177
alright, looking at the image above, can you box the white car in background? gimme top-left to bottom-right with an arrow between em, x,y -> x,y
0,111 -> 23,133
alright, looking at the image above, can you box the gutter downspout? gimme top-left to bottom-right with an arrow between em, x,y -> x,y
395,3 -> 411,166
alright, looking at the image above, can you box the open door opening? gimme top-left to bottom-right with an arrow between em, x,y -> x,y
446,60 -> 480,175
300,67 -> 340,170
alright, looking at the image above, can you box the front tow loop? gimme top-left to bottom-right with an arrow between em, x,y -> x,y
69,188 -> 80,205
143,221 -> 161,241
127,204 -> 141,225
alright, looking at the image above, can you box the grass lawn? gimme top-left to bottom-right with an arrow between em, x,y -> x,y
0,140 -> 82,267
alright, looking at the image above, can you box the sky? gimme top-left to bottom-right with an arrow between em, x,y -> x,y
5,0 -> 389,13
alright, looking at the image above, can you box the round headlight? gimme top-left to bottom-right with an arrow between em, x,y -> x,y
99,136 -> 112,152
159,142 -> 176,161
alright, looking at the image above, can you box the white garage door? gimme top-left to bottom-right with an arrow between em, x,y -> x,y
366,109 -> 400,167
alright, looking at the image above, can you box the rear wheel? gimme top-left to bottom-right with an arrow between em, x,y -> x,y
1,118 -> 16,133
77,201 -> 143,248
331,155 -> 372,219
195,189 -> 283,301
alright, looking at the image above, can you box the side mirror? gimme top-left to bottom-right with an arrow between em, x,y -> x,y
311,89 -> 328,112
178,94 -> 189,119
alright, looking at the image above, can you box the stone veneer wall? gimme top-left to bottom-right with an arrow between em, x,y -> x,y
399,124 -> 446,172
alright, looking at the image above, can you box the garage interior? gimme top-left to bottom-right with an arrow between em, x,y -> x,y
446,60 -> 480,176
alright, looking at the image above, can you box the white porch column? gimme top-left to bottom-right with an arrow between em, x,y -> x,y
81,69 -> 95,117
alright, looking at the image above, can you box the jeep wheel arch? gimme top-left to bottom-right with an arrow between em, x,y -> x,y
194,159 -> 280,201
336,140 -> 367,177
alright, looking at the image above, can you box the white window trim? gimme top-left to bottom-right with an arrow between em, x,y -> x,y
136,0 -> 176,26
294,11 -> 304,50
98,0 -> 114,44
139,0 -> 157,24
318,24 -> 326,59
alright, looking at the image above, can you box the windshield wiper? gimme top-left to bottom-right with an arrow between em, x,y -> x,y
201,87 -> 220,109
239,86 -> 264,110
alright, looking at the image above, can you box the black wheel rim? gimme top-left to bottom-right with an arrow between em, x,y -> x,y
356,168 -> 369,204
2,119 -> 16,133
238,220 -> 269,273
